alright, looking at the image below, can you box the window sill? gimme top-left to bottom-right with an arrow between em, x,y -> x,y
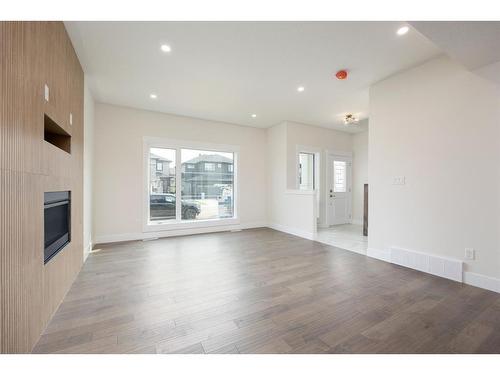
286,189 -> 316,196
143,217 -> 240,233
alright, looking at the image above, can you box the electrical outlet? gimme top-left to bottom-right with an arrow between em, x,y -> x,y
465,248 -> 475,260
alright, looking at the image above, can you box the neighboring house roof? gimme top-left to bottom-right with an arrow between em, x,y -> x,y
150,153 -> 172,163
183,154 -> 233,164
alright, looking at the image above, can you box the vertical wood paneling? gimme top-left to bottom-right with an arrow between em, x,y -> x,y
0,21 -> 84,353
0,21 -> 4,354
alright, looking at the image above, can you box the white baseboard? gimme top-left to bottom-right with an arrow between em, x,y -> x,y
367,246 -> 500,293
390,246 -> 462,282
268,223 -> 315,240
83,242 -> 92,261
351,219 -> 363,226
463,272 -> 500,293
367,247 -> 462,282
367,247 -> 391,262
94,221 -> 267,245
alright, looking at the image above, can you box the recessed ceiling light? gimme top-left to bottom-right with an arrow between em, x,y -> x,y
397,26 -> 409,36
160,44 -> 172,53
150,93 -> 158,99
297,86 -> 305,92
251,114 -> 257,118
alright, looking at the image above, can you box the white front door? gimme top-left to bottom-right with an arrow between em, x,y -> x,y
328,155 -> 352,226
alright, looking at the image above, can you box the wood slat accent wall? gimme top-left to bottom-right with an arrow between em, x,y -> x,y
0,21 -> 84,353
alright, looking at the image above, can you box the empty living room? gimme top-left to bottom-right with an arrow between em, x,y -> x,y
1,1 -> 500,373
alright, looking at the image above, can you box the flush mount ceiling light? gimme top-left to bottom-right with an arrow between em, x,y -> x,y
251,114 -> 257,118
397,26 -> 409,36
344,113 -> 359,125
149,93 -> 158,99
160,44 -> 172,53
297,86 -> 305,92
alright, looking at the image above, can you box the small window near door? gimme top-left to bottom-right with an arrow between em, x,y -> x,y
299,153 -> 315,190
334,160 -> 347,192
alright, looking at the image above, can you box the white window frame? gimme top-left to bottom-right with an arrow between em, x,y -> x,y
296,145 -> 321,220
143,136 -> 240,233
298,152 -> 315,190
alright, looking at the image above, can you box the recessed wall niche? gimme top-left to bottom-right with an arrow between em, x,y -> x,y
44,114 -> 71,153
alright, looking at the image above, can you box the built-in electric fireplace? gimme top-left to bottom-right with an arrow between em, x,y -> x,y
44,191 -> 71,264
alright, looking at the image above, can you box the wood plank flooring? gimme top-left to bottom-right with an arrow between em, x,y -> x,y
32,228 -> 500,354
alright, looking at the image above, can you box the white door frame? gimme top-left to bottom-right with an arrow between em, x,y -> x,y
326,150 -> 352,226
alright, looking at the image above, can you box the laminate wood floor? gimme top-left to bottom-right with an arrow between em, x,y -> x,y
33,228 -> 500,354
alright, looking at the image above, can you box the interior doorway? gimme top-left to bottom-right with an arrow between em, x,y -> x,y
327,154 -> 352,226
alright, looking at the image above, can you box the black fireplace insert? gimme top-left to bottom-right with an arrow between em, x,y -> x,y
44,191 -> 71,264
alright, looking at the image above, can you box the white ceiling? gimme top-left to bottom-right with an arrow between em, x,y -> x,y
410,21 -> 500,86
66,21 -> 441,132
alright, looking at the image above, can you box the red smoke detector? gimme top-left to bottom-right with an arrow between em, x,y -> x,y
335,70 -> 348,80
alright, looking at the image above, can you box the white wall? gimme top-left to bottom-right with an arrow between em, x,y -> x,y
267,122 -> 317,239
285,121 -> 353,226
267,120 -> 353,237
352,129 -> 368,225
93,103 -> 268,243
369,56 -> 500,281
83,78 -> 95,259
267,122 -> 288,226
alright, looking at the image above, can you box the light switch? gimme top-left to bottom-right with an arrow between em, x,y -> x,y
44,84 -> 49,102
392,176 -> 406,185
465,248 -> 475,260
70,113 -> 73,125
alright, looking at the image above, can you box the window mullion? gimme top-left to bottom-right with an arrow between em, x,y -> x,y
176,148 -> 182,222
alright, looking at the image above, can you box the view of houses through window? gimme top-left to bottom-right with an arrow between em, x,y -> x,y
149,148 -> 177,221
149,146 -> 234,223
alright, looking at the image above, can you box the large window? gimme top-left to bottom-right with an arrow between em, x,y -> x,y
181,149 -> 234,220
149,148 -> 176,221
146,140 -> 237,227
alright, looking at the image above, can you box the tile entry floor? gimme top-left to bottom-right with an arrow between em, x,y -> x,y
315,224 -> 368,255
